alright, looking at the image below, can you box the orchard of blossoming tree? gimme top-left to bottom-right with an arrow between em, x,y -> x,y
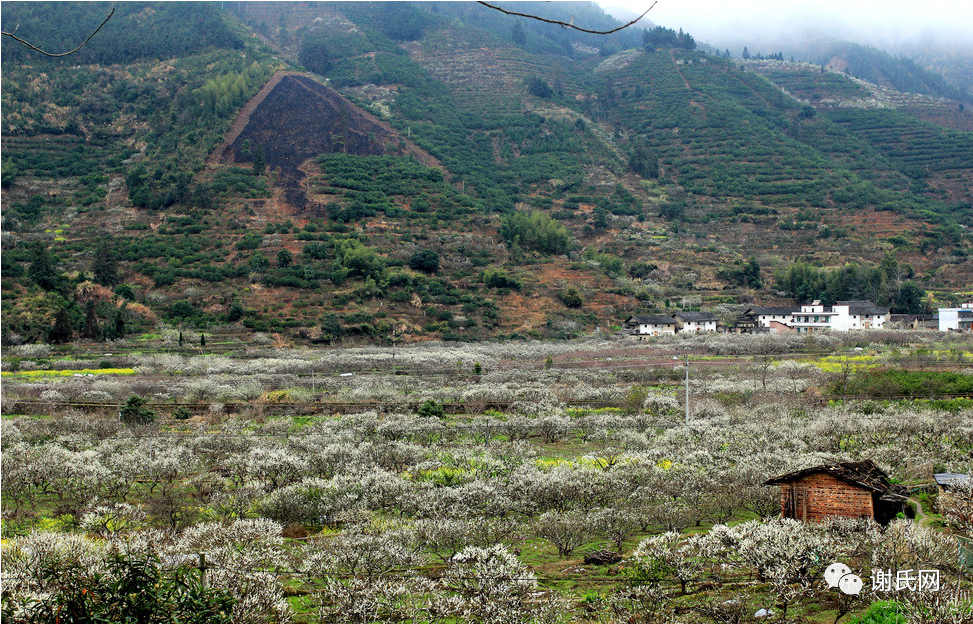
2,330 -> 972,623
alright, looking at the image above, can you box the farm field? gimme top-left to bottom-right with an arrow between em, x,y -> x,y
3,331 -> 972,623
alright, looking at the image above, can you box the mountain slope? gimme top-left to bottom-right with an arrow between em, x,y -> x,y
2,1 -> 972,345
209,71 -> 441,209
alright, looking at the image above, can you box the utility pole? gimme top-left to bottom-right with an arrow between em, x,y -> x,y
684,355 -> 690,426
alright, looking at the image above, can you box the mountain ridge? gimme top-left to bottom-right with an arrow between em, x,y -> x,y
1,1 -> 971,345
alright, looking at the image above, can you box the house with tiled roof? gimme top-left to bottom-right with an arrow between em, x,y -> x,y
622,314 -> 678,337
833,301 -> 890,331
673,311 -> 718,333
749,306 -> 796,328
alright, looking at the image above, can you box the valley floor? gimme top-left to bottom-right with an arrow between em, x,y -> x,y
3,331 -> 972,623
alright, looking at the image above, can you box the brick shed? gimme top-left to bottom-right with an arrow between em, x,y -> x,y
764,460 -> 909,524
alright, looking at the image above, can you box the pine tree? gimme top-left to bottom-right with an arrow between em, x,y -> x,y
83,301 -> 101,340
28,243 -> 61,291
113,308 -> 125,339
252,144 -> 266,176
511,21 -> 526,45
92,239 -> 119,286
119,395 -> 156,425
49,305 -> 74,344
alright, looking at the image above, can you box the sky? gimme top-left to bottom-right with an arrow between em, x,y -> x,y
598,0 -> 973,53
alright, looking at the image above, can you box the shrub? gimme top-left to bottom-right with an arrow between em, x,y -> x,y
18,553 -> 234,624
482,268 -> 521,290
847,601 -> 907,624
499,210 -> 570,255
417,399 -> 445,419
409,249 -> 439,273
119,395 -> 156,425
558,287 -> 583,308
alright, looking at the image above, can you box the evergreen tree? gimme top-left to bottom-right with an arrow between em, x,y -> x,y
49,304 -> 74,344
252,144 -> 266,176
409,249 -> 439,273
92,239 -> 119,286
895,281 -> 925,314
113,308 -> 126,339
200,333 -> 206,347
83,301 -> 101,340
743,258 -> 762,289
321,312 -> 343,345
28,243 -> 61,292
225,299 -> 245,323
629,144 -> 659,179
525,76 -> 552,98
119,395 -> 155,425
511,21 -> 526,45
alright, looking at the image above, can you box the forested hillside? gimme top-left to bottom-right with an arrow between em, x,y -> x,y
2,1 -> 972,345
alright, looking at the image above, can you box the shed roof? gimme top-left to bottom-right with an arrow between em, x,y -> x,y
935,473 -> 972,488
764,460 -> 908,500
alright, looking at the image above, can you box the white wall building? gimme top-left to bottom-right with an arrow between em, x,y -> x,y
939,303 -> 973,332
674,312 -> 718,333
623,314 -> 678,337
791,300 -> 890,332
748,307 -> 794,328
791,301 -> 837,333
832,301 -> 890,331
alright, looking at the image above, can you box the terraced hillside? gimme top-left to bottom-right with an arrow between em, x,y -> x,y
2,1 -> 972,346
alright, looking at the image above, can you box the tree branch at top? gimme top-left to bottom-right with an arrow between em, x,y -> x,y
1,7 -> 115,57
476,1 -> 657,35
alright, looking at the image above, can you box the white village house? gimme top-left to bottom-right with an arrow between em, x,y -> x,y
620,298 -> 971,338
789,300 -> 890,333
673,311 -> 718,333
939,303 -> 973,332
622,314 -> 678,337
748,306 -> 794,328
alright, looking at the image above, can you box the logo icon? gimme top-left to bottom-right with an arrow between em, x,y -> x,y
839,574 -> 863,595
826,562 -> 863,595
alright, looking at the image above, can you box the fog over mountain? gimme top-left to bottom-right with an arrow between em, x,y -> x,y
601,0 -> 973,91
602,0 -> 971,49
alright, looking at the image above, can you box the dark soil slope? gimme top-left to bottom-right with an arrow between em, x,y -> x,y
210,71 -> 440,208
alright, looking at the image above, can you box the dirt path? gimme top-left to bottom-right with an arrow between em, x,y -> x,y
912,496 -> 929,526
669,49 -> 693,91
